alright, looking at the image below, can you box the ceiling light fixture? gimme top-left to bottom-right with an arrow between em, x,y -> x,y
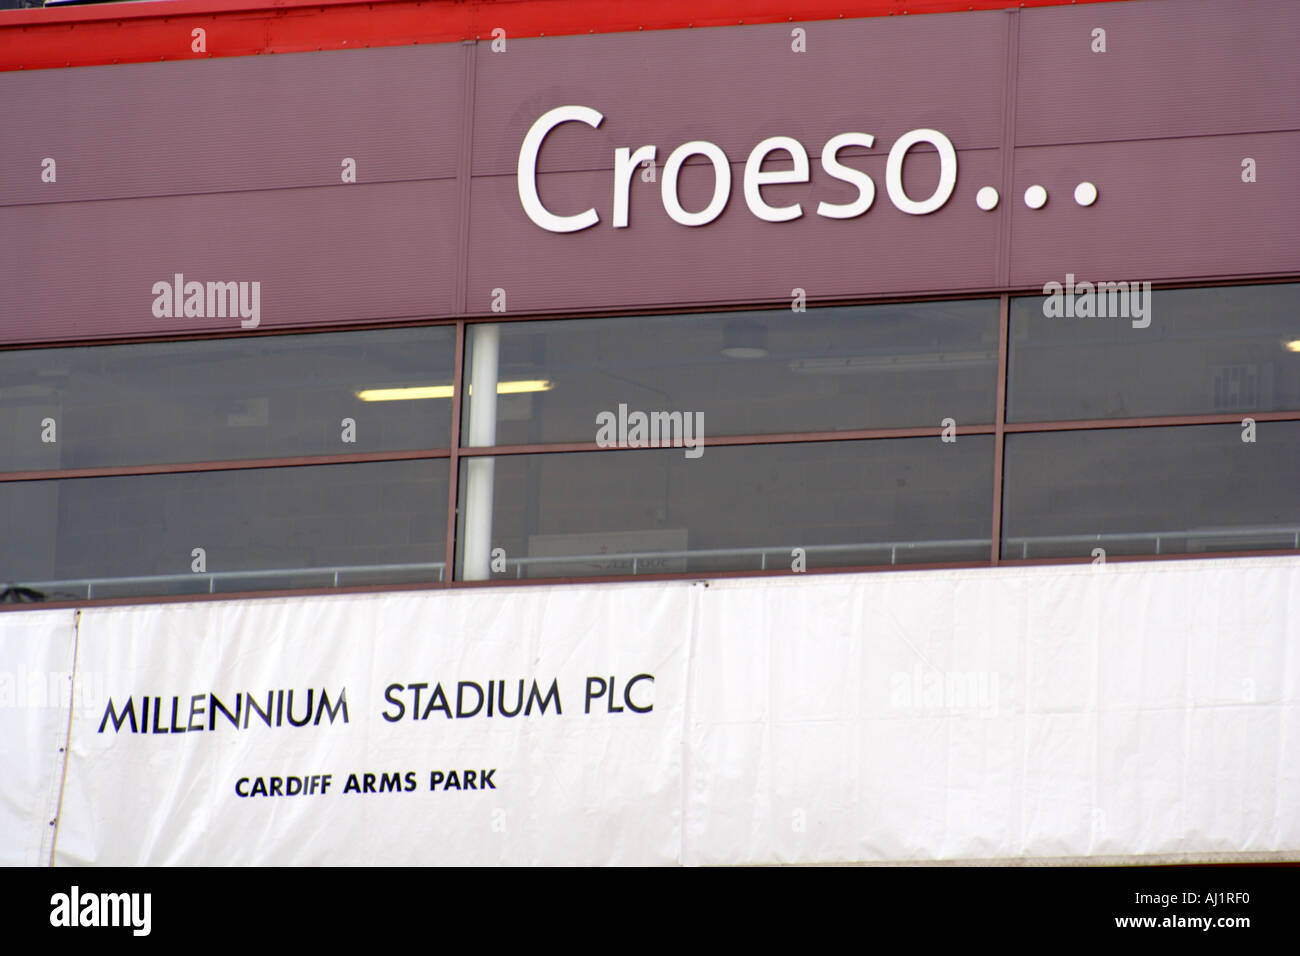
355,380 -> 554,402
721,319 -> 769,360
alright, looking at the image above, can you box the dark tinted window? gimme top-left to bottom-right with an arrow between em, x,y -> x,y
0,326 -> 455,471
1009,283 -> 1300,422
463,301 -> 999,445
1002,422 -> 1300,559
457,437 -> 993,580
0,460 -> 447,599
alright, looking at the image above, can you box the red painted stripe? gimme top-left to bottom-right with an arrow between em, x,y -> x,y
1,0 -> 1130,72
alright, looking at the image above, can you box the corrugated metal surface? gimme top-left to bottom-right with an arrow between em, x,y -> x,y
469,14 -> 1008,177
1015,0 -> 1300,145
0,46 -> 462,206
1009,131 -> 1300,286
465,148 -> 1006,314
2,182 -> 460,342
0,0 -> 1296,345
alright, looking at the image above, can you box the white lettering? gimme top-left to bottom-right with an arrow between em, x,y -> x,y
885,128 -> 957,215
517,105 -> 603,233
662,141 -> 731,227
517,109 -> 961,229
743,135 -> 809,222
816,132 -> 875,219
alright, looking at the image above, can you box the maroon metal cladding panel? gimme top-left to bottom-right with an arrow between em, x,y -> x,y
0,0 -> 1297,348
0,45 -> 462,206
1015,0 -> 1300,146
0,46 -> 464,344
2,183 -> 461,342
466,149 -> 1006,313
464,12 -> 1011,312
1009,132 -> 1300,288
477,0 -> 1299,315
1005,0 -> 1300,288
469,14 -> 1009,177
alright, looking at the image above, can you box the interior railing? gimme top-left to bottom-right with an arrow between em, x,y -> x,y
6,524 -> 1299,600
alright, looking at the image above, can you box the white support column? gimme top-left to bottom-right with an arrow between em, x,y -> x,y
461,324 -> 499,581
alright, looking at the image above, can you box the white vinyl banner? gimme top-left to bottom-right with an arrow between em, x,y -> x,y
12,555 -> 1300,865
685,557 -> 1300,864
56,585 -> 693,865
0,609 -> 78,867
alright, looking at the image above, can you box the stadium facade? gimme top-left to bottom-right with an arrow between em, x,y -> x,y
1,0 -> 1298,865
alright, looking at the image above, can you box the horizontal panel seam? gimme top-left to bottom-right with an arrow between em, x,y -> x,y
0,174 -> 459,210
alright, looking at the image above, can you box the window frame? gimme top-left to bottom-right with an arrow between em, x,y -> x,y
3,277 -> 1299,610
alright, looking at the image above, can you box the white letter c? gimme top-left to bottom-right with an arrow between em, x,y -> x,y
518,105 -> 603,232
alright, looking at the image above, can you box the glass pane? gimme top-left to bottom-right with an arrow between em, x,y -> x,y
1008,283 -> 1300,422
456,438 -> 993,580
0,326 -> 455,471
1002,422 -> 1300,559
0,460 -> 447,600
462,301 -> 999,445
